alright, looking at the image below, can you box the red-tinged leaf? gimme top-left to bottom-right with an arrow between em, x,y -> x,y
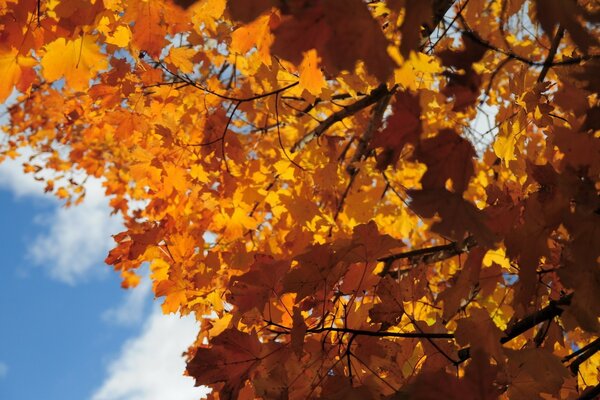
455,307 -> 505,364
437,33 -> 488,71
505,348 -> 570,400
437,247 -> 485,321
320,376 -> 376,400
552,126 -> 600,175
186,328 -> 264,398
371,91 -> 422,169
463,351 -> 502,400
283,243 -> 348,301
227,255 -> 289,314
369,275 -> 404,329
535,0 -> 599,53
54,0 -> 105,33
400,369 -> 486,400
415,129 -> 476,193
271,0 -> 395,81
227,0 -> 275,22
408,188 -> 496,247
290,307 -> 307,357
347,221 -> 405,263
399,0 -> 432,57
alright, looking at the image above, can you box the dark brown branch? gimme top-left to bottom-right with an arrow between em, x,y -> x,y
310,326 -> 453,339
538,25 -> 565,83
577,383 -> 600,400
290,84 -> 391,153
457,294 -> 573,362
378,235 -> 477,276
265,320 -> 453,339
562,337 -> 600,363
565,338 -> 600,375
346,88 -> 395,175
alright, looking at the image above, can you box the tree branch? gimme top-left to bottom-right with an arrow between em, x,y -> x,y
265,320 -> 453,339
378,236 -> 477,276
538,25 -> 565,83
578,383 -> 600,400
565,337 -> 600,375
290,84 -> 391,153
456,294 -> 573,362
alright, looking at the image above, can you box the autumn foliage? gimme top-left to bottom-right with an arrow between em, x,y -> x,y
1,0 -> 600,398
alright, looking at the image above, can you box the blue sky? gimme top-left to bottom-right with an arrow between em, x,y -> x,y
0,155 -> 204,400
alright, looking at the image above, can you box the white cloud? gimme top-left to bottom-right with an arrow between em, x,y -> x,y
102,271 -> 152,326
0,157 -> 122,284
0,361 -> 7,379
92,309 -> 207,400
27,178 -> 123,284
0,152 -> 49,198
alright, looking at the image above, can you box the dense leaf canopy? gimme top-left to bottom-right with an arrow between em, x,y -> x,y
1,0 -> 599,398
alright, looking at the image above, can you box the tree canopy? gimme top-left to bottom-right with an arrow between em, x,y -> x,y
1,0 -> 599,398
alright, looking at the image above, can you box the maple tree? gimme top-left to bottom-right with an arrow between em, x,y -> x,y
1,0 -> 600,398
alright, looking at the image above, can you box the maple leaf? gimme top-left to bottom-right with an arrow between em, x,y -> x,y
415,129 -> 476,193
41,35 -> 108,91
437,247 -> 485,321
227,255 -> 289,314
505,348 -> 570,400
535,0 -> 599,52
3,0 -> 600,397
186,328 -> 266,399
408,188 -> 496,247
282,242 -> 348,302
455,306 -> 505,364
369,275 -> 405,329
370,90 -> 422,169
270,0 -> 395,81
0,48 -> 35,102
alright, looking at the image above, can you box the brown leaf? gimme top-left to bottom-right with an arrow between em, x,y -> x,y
369,275 -> 405,328
227,255 -> 289,314
455,307 -> 505,364
505,348 -> 570,400
535,0 -> 599,52
437,247 -> 485,321
408,188 -> 496,247
227,0 -> 276,22
415,129 -> 476,193
271,0 -> 395,81
399,0 -> 432,57
290,307 -> 307,357
371,91 -> 422,169
187,328 -> 265,399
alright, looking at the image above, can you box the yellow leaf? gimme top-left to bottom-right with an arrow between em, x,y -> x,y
230,12 -> 273,65
299,49 -> 326,97
191,0 -> 226,32
273,160 -> 295,181
56,187 -> 69,199
41,35 -> 108,91
0,48 -> 35,102
208,314 -> 232,337
190,164 -> 210,183
166,46 -> 196,74
105,25 -> 132,48
483,248 -> 511,270
493,118 -> 523,167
